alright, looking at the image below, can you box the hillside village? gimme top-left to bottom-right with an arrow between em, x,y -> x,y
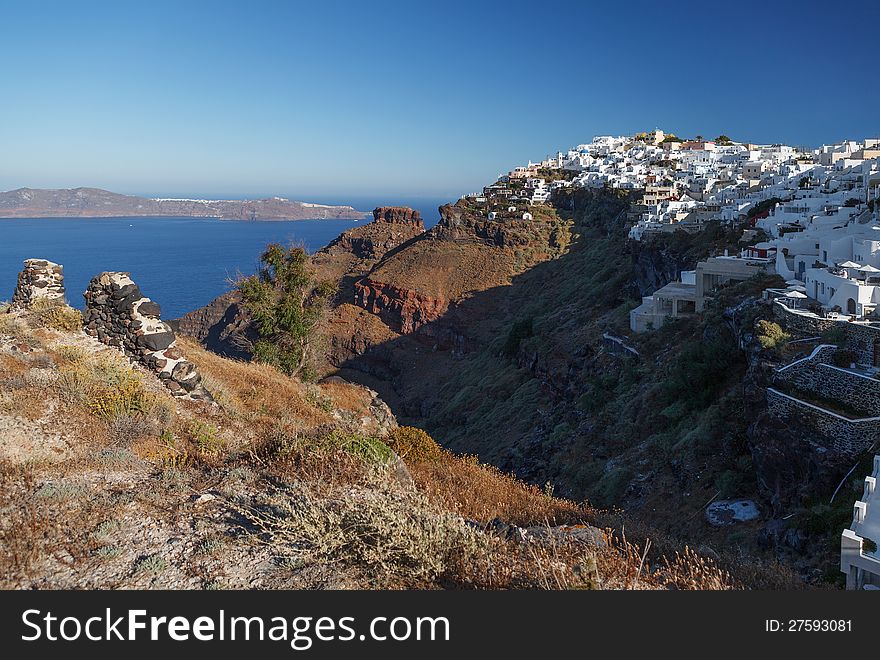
464,130 -> 880,589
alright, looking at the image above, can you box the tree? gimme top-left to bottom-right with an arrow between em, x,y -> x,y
715,134 -> 732,144
238,244 -> 335,379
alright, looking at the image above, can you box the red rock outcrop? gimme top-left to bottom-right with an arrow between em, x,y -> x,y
353,278 -> 447,334
314,207 -> 425,267
372,206 -> 423,227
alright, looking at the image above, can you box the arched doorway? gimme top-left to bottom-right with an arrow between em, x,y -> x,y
847,298 -> 857,315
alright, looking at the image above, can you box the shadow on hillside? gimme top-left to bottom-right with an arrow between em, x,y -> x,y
332,200 -> 649,465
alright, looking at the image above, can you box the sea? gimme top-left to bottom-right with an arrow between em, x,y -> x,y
0,197 -> 448,319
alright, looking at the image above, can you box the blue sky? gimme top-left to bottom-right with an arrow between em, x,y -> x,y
1,0 -> 878,201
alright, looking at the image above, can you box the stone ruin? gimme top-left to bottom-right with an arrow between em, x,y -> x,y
11,259 -> 65,308
82,272 -> 212,402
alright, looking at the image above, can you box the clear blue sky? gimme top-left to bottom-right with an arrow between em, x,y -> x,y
1,0 -> 877,201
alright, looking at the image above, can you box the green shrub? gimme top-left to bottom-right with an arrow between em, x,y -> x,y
134,553 -> 168,575
756,320 -> 790,350
187,420 -> 224,456
323,430 -> 394,465
384,426 -> 443,463
864,537 -> 878,554
238,244 -> 333,378
502,318 -> 533,358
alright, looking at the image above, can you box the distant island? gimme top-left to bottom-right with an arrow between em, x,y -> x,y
0,187 -> 367,220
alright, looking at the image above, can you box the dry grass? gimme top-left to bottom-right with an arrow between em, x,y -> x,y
177,337 -> 329,432
410,452 -> 588,527
235,475 -> 489,586
405,452 -> 744,589
52,348 -> 165,425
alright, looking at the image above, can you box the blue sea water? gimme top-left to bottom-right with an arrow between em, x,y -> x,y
0,194 -> 449,318
0,216 -> 364,319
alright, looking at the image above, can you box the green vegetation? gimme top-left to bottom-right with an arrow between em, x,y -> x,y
502,317 -> 534,358
187,420 -> 224,456
830,350 -> 856,368
384,426 -> 443,463
238,244 -> 336,379
714,135 -> 732,144
322,430 -> 395,465
756,320 -> 791,351
419,188 -> 763,528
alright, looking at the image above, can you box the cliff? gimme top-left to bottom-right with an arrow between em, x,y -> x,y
342,199 -> 572,335
176,206 -> 427,358
0,187 -> 365,220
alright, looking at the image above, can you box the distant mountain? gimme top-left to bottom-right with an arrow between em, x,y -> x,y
0,187 -> 366,220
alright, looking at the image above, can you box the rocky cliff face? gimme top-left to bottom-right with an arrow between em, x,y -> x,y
317,206 -> 424,263
353,278 -> 447,334
342,200 -> 572,338
171,291 -> 254,360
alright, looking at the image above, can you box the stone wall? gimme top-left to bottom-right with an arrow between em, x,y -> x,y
774,344 -> 880,416
766,388 -> 880,455
83,272 -> 212,401
11,259 -> 65,308
774,301 -> 880,366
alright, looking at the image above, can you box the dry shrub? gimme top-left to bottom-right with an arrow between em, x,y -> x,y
0,313 -> 29,338
54,351 -> 160,421
447,534 -> 601,589
90,378 -> 158,420
184,420 -> 225,458
236,476 -> 489,585
107,414 -> 158,446
43,306 -> 82,332
384,426 -> 442,463
0,387 -> 47,420
25,298 -> 82,332
0,466 -> 52,584
410,452 -> 588,527
246,425 -> 382,495
131,433 -> 191,468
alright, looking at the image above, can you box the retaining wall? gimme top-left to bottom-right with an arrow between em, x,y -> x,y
766,388 -> 880,455
774,344 -> 880,416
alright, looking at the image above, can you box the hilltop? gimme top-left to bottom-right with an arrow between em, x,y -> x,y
0,187 -> 365,220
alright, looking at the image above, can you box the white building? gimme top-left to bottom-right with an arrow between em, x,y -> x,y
841,455 -> 880,589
